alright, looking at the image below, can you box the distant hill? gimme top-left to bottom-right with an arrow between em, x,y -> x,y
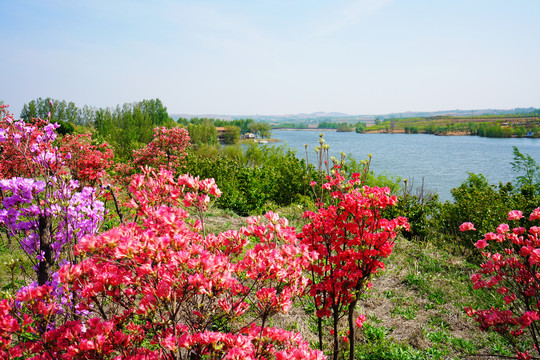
171,108 -> 540,124
171,111 -> 359,121
381,107 -> 540,119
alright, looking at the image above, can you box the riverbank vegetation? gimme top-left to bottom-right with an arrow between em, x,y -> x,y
2,99 -> 540,359
365,111 -> 540,137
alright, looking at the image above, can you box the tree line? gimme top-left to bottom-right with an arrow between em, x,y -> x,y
18,97 -> 272,160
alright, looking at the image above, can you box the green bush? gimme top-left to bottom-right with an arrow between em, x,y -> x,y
184,145 -> 312,215
386,192 -> 440,242
434,173 -> 540,260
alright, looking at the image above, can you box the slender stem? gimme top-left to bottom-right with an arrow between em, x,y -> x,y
108,186 -> 124,223
332,304 -> 339,360
37,214 -> 53,285
347,298 -> 357,360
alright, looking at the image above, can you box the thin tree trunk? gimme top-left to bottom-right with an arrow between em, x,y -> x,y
333,307 -> 339,360
37,215 -> 53,285
318,316 -> 323,351
347,299 -> 357,360
109,186 -> 124,223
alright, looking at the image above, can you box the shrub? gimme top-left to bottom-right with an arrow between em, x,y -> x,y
0,169 -> 323,359
0,105 -> 105,285
464,208 -> 540,359
300,165 -> 409,360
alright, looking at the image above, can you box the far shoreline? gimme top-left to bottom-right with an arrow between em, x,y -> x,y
272,128 -> 538,138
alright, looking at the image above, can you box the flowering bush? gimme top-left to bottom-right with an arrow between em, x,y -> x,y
132,126 -> 190,173
0,105 -> 59,180
300,166 -> 408,360
0,170 -> 324,359
112,126 -> 191,215
463,208 -> 540,359
59,133 -> 114,187
126,167 -> 222,236
0,105 -> 105,286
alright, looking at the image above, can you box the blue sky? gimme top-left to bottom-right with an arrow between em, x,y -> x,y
2,0 -> 540,116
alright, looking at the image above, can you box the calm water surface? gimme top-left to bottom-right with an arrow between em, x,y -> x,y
272,130 -> 540,202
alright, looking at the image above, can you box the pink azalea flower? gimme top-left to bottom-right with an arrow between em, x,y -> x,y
529,248 -> 540,265
475,239 -> 488,249
530,207 -> 540,221
496,224 -> 510,234
459,222 -> 476,232
508,210 -> 524,220
355,314 -> 367,328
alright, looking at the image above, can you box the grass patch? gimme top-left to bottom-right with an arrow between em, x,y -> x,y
0,238 -> 33,296
391,304 -> 418,320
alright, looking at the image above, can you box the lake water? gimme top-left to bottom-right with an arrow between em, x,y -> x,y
271,130 -> 540,202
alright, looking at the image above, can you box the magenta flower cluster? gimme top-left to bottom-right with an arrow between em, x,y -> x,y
0,108 -> 106,288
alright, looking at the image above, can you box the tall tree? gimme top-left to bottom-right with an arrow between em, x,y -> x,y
188,119 -> 218,146
222,125 -> 240,144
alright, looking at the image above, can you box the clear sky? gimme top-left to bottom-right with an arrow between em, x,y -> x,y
2,0 -> 540,117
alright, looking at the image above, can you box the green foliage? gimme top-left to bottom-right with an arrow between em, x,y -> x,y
341,157 -> 403,194
221,125 -> 240,144
318,121 -> 355,131
185,145 -> 311,215
244,143 -> 264,166
220,144 -> 243,161
434,171 -> 540,261
55,120 -> 75,135
355,121 -> 367,133
187,119 -> 218,146
391,304 -> 418,320
20,98 -> 76,134
356,324 -> 442,360
248,121 -> 272,138
404,126 -> 420,134
432,147 -> 540,260
511,146 -> 540,193
91,98 -> 172,161
436,173 -> 508,257
365,113 -> 540,136
380,177 -> 441,243
472,123 -> 513,137
273,122 -> 308,129
336,123 -> 354,132
181,118 -> 266,142
214,118 -> 255,134
386,191 -> 439,242
362,324 -> 392,343
191,143 -> 220,159
21,98 -> 75,123
513,126 -> 527,137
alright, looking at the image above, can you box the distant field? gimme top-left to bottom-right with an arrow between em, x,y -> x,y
365,114 -> 540,136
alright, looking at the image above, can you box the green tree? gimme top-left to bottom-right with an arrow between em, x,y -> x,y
222,125 -> 240,144
355,121 -> 366,133
139,98 -> 169,126
94,108 -> 115,140
258,122 -> 272,138
20,98 -> 76,134
248,121 -> 271,138
249,122 -> 260,138
512,146 -> 540,193
513,126 -> 527,137
214,118 -> 254,134
336,123 -> 353,132
79,105 -> 96,126
188,119 -> 218,146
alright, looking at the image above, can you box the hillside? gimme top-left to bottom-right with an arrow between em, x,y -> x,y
365,114 -> 540,137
